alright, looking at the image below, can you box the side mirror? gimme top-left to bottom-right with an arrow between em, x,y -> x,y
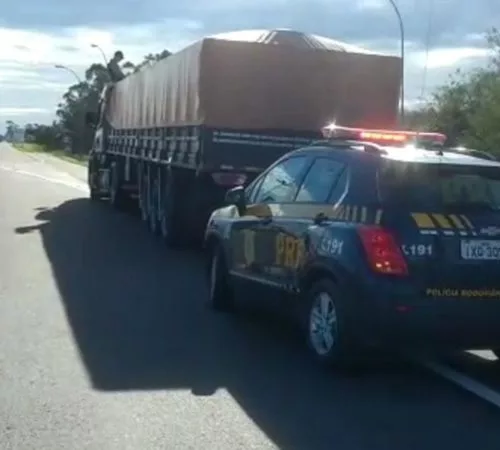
85,111 -> 98,127
224,186 -> 246,214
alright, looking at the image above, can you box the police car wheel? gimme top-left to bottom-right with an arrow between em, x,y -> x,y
305,279 -> 353,367
207,246 -> 234,312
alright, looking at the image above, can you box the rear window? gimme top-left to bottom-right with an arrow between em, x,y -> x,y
378,161 -> 500,211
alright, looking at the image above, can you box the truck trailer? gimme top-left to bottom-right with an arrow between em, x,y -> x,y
86,28 -> 402,246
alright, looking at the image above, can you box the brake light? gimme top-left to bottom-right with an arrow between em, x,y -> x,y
358,226 -> 408,276
211,172 -> 247,187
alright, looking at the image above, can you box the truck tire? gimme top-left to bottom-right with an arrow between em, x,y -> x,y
159,171 -> 186,247
148,168 -> 160,235
138,166 -> 149,222
109,163 -> 127,210
88,160 -> 102,201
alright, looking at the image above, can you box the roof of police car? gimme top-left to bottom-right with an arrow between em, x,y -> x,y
298,141 -> 500,168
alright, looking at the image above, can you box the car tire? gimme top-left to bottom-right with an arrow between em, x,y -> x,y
206,245 -> 234,312
303,278 -> 358,368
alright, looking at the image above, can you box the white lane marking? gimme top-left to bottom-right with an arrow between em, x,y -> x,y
416,357 -> 500,408
0,163 -> 88,193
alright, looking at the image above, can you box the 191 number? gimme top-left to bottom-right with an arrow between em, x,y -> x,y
402,244 -> 433,257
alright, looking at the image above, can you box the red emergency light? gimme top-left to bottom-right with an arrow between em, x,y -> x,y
321,124 -> 447,147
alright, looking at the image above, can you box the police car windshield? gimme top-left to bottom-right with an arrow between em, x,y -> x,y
377,161 -> 500,211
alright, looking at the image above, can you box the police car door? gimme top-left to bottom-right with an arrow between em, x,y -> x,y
229,155 -> 312,296
271,156 -> 349,291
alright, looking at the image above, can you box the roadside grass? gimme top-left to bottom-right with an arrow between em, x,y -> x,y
13,143 -> 88,166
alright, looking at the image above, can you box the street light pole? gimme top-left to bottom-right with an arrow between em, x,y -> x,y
54,64 -> 84,154
387,0 -> 405,124
91,43 -> 109,66
54,64 -> 82,84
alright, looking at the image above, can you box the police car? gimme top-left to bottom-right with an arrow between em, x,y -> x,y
204,124 -> 500,367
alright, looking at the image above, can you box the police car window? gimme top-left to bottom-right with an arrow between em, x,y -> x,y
329,168 -> 348,203
254,156 -> 309,203
295,158 -> 346,203
378,161 -> 500,210
245,177 -> 264,204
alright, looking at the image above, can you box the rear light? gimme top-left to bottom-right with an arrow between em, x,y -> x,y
211,172 -> 247,187
358,226 -> 408,276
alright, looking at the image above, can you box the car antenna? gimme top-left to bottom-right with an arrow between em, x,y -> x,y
414,0 -> 442,155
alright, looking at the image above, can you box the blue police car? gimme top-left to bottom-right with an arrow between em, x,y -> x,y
204,124 -> 500,367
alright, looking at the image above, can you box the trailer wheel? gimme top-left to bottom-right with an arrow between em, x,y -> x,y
148,169 -> 160,235
88,160 -> 102,201
109,163 -> 127,210
159,172 -> 185,247
139,166 -> 149,222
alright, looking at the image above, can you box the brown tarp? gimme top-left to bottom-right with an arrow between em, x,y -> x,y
107,35 -> 402,131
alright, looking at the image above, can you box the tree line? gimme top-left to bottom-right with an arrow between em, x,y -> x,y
7,27 -> 500,157
404,27 -> 499,153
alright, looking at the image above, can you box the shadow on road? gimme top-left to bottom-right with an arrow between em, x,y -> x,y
15,198 -> 500,450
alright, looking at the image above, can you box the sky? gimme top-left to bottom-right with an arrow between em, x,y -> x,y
0,0 -> 498,134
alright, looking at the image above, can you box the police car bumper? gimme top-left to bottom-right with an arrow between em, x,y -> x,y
365,285 -> 500,350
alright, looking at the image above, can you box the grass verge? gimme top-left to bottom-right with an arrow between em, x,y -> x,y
13,143 -> 88,166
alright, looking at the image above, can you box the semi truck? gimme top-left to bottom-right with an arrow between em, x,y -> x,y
85,28 -> 402,246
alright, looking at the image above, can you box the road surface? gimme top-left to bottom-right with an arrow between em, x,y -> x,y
1,142 -> 500,450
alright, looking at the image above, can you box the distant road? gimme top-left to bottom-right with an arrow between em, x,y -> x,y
1,142 -> 499,450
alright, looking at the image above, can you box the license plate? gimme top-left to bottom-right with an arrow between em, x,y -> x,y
460,239 -> 500,260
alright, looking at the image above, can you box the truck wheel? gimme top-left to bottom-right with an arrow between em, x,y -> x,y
88,161 -> 101,201
303,278 -> 357,368
139,167 -> 149,222
109,164 -> 127,210
206,244 -> 234,312
90,187 -> 101,201
159,174 -> 185,247
148,171 -> 160,235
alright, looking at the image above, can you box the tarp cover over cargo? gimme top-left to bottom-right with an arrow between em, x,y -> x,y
107,29 -> 402,132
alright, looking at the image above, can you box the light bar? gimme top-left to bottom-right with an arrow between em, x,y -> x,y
321,123 -> 447,145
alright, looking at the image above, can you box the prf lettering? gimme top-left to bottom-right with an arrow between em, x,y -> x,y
275,234 -> 304,269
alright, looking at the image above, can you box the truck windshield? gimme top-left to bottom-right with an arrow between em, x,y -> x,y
377,160 -> 500,211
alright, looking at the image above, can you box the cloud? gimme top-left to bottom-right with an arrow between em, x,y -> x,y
0,0 -> 497,132
411,46 -> 492,69
0,108 -> 49,116
0,21 -> 202,131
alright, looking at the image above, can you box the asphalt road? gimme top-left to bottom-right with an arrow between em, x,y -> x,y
1,142 -> 500,450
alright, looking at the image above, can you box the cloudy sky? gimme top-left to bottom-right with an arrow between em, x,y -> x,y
0,0 -> 497,133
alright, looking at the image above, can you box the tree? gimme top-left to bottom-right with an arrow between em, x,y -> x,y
5,120 -> 19,141
413,28 -> 500,152
49,49 -> 172,154
134,49 -> 171,72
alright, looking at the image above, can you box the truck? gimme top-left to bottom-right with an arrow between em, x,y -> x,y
85,28 -> 402,247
